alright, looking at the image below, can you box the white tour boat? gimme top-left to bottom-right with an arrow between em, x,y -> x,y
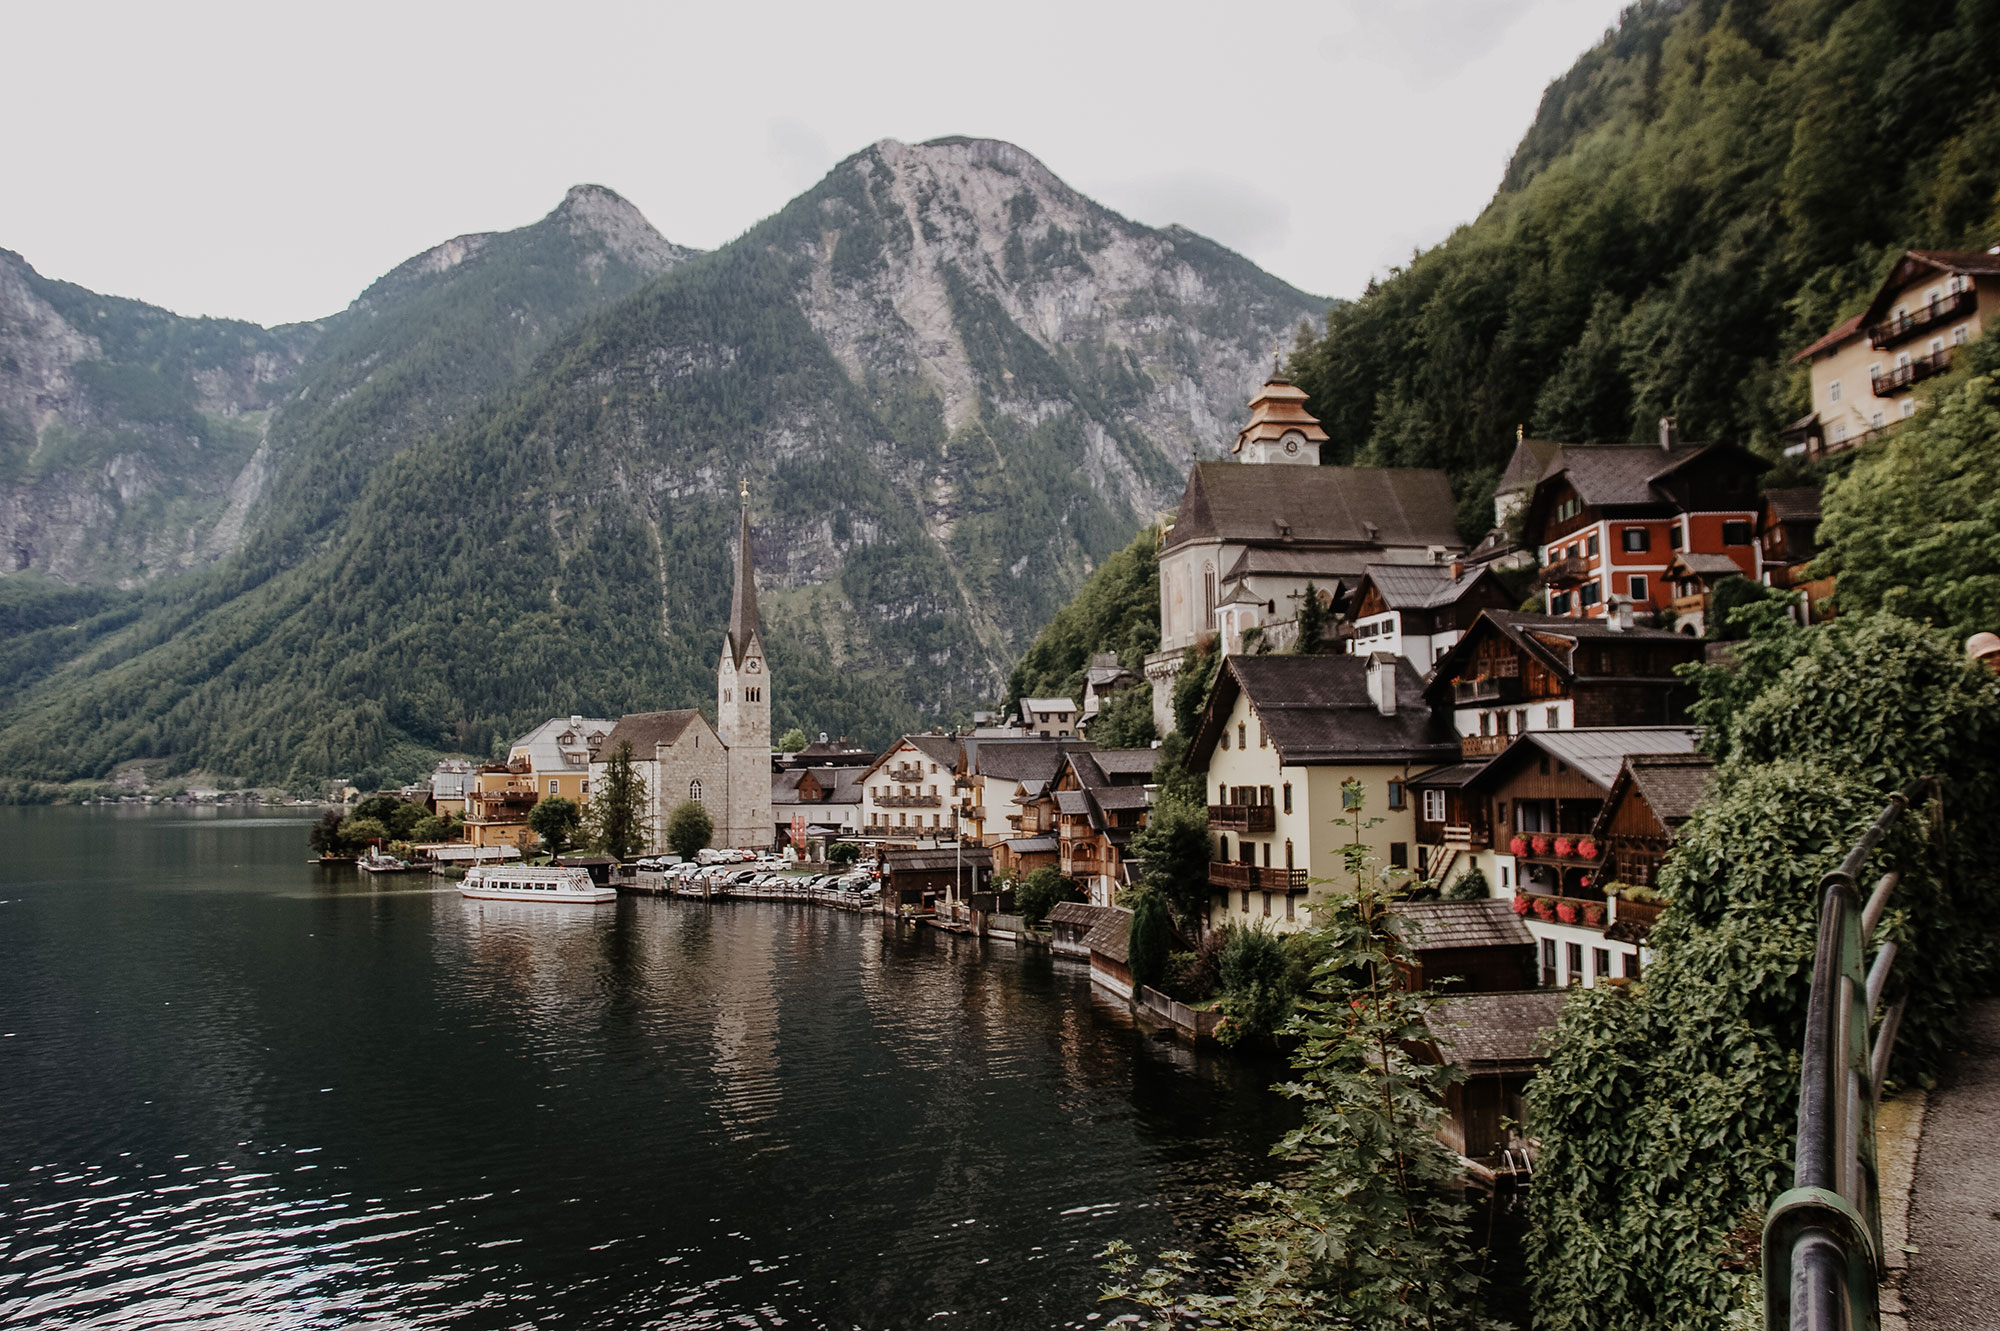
459,865 -> 616,904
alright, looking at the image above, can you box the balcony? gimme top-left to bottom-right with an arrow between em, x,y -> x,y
888,765 -> 925,782
1460,734 -> 1510,758
1872,346 -> 1952,396
1541,555 -> 1590,588
1452,675 -> 1520,705
1208,862 -> 1309,892
1442,823 -> 1490,848
878,793 -> 941,808
960,806 -> 987,821
1518,891 -> 1609,931
1868,289 -> 1975,349
1208,803 -> 1276,833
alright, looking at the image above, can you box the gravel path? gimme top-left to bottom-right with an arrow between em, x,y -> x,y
1905,997 -> 2000,1329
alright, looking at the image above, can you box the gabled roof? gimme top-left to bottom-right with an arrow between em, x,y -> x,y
1189,654 -> 1459,768
1166,463 -> 1460,552
1792,313 -> 1865,364
1088,749 -> 1159,778
1496,435 -> 1563,496
1793,250 -> 2000,362
1538,441 -> 1767,510
1762,486 -> 1822,524
1083,907 -> 1133,965
1425,991 -> 1569,1069
1392,899 -> 1533,951
509,715 -> 617,773
1667,552 -> 1746,579
1021,697 -> 1079,712
772,764 -> 866,806
1591,752 -> 1716,839
884,846 -> 993,874
969,739 -> 1087,782
794,740 -> 876,765
1355,561 -> 1506,611
600,709 -> 707,755
1474,727 -> 1700,791
1055,789 -> 1094,815
860,734 -> 962,782
1047,900 -> 1114,929
1426,610 -> 1698,698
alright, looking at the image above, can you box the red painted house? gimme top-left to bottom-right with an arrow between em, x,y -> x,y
1522,420 -> 1769,621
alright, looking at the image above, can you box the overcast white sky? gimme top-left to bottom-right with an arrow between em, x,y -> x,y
2,0 -> 1629,327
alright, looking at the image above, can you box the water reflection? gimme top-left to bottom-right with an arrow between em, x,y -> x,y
0,808 -> 1293,1329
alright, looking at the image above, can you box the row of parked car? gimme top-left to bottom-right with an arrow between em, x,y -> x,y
652,855 -> 881,896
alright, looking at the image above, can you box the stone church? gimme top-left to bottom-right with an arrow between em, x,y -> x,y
592,501 -> 774,851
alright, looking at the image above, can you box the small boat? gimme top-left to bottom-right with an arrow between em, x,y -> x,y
358,848 -> 412,873
459,865 -> 615,903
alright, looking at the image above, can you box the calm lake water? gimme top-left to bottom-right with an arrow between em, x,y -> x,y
0,806 -> 1304,1329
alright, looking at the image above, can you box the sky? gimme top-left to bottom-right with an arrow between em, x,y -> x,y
2,0 -> 1631,327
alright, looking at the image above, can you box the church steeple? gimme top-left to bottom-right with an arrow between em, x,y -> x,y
725,485 -> 761,668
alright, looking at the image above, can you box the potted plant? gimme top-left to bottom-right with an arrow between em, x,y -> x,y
1554,836 -> 1574,858
1578,835 -> 1599,860
1556,901 -> 1579,925
1531,834 -> 1551,856
1532,897 -> 1556,921
1583,902 -> 1606,926
1509,834 -> 1529,857
1511,892 -> 1530,915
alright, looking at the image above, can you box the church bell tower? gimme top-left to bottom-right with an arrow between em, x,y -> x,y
716,485 -> 774,847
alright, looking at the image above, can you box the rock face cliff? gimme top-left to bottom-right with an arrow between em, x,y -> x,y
0,142 -> 1325,785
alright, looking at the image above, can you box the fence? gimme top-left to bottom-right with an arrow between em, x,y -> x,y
1763,781 -> 1933,1331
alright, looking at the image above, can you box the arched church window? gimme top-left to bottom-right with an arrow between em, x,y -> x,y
690,779 -> 703,803
1203,563 -> 1217,630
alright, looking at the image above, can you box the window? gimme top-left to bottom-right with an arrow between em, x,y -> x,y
581,780 -> 589,797
1828,379 -> 1842,403
1496,800 -> 1508,826
1501,865 -> 1511,889
1237,722 -> 1246,750
1579,582 -> 1601,607
1930,337 -> 1945,355
1422,789 -> 1446,822
1623,951 -> 1641,979
1342,785 -> 1362,811
548,779 -> 558,795
1262,892 -> 1272,917
1546,706 -> 1560,729
1285,894 -> 1295,921
689,779 -> 703,802
1259,785 -> 1273,807
1541,937 -> 1557,984
1586,534 -> 1600,557
1221,729 -> 1230,750
1832,423 -> 1848,443
1282,782 -> 1292,814
1566,942 -> 1584,984
1550,591 -> 1571,614
1389,842 -> 1408,869
1258,724 -> 1267,749
1261,842 -> 1270,867
1629,574 -> 1648,601
1902,399 -> 1917,419
1669,523 -> 1683,550
1622,527 -> 1650,552
1593,947 -> 1611,982
1722,521 -> 1752,546
1480,712 -> 1492,736
1556,496 -> 1582,522
1285,839 -> 1295,869
1203,563 -> 1217,630
1387,780 -> 1406,810
1516,709 -> 1528,734
723,689 -> 732,703
1954,324 -> 1970,346
1241,890 -> 1250,914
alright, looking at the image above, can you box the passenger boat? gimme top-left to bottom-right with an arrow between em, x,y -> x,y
459,865 -> 616,903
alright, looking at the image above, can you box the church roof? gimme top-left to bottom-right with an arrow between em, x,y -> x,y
1166,463 -> 1459,553
1232,373 -> 1331,454
600,709 -> 706,754
726,503 -> 761,668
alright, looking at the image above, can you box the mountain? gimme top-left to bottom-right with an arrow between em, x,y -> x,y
1287,0 -> 2000,528
0,141 -> 1324,790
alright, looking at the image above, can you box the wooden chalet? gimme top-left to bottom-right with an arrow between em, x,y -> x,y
1344,560 -> 1516,672
1759,486 -> 1833,623
881,846 -> 992,915
1390,899 -> 1536,993
1589,752 -> 1716,896
1664,551 -> 1745,637
1422,990 -> 1568,1162
1051,749 -> 1155,906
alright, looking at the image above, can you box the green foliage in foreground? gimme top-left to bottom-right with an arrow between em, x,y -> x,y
664,799 -> 714,861
1527,614 -> 2000,1329
1005,526 -> 1161,711
1104,858 -> 1487,1325
1287,0 -> 2000,534
1816,336 -> 2000,641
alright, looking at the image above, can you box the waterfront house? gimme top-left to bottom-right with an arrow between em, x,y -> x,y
1344,561 -> 1515,673
1523,420 -> 1768,620
1424,608 -> 1703,762
1189,653 -> 1458,933
592,709 -> 729,856
1047,900 -> 1117,958
509,715 -> 615,805
1787,249 -> 2000,457
770,763 -> 865,845
1084,905 -> 1135,998
427,759 -> 475,820
1050,748 -> 1155,906
881,845 -> 991,915
463,762 -> 542,850
1142,369 -> 1462,731
858,735 -> 962,845
957,736 -> 1088,848
1421,989 -> 1568,1164
1389,899 -> 1537,994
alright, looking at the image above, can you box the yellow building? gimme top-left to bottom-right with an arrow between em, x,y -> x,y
508,715 -> 615,804
463,763 -> 541,850
1788,249 -> 2000,456
1187,653 -> 1459,933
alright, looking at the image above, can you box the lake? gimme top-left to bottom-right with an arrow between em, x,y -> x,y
0,805 -> 1301,1329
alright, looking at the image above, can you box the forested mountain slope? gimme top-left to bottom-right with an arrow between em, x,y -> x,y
0,140 -> 1323,789
1289,0 -> 2000,530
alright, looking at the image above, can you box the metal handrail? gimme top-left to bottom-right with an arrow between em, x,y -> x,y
1763,780 -> 1934,1331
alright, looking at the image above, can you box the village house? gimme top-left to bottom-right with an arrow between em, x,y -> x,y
955,736 -> 1087,848
1663,552 -> 1745,637
857,735 -> 961,845
770,763 -> 866,845
463,762 -> 542,851
1465,431 -> 1562,571
880,845 -> 992,916
1424,608 -> 1704,764
1017,697 -> 1080,737
1143,370 -> 1463,732
508,715 -> 615,804
1048,748 -> 1155,906
1759,486 -> 1833,623
1412,727 -> 1699,987
1189,653 -> 1458,933
1786,249 -> 2000,457
1344,561 -> 1515,672
1421,990 -> 1568,1166
1588,752 -> 1716,895
427,759 -> 474,820
1078,653 -> 1141,733
1524,420 -> 1769,620
1390,899 -> 1537,994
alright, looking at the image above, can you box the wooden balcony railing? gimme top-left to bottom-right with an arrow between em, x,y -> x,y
1208,803 -> 1275,833
1868,288 -> 1975,349
960,806 -> 987,821
1452,675 -> 1520,705
1541,555 -> 1591,588
1460,734 -> 1510,758
1442,823 -> 1488,848
1208,862 -> 1309,892
1872,346 -> 1952,395
878,793 -> 940,808
888,765 -> 925,782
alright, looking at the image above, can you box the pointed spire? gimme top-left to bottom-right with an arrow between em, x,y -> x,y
727,487 -> 760,668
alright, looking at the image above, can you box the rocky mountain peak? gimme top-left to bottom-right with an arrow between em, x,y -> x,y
548,184 -> 693,275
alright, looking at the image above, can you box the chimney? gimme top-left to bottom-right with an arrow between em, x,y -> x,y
1365,653 -> 1399,716
1658,416 -> 1678,450
1607,596 -> 1634,632
1449,559 -> 1464,580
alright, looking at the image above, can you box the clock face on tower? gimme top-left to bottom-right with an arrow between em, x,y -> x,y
747,659 -> 761,674
1283,438 -> 1299,455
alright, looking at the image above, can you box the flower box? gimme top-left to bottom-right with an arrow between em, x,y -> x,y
1554,836 -> 1574,858
1556,901 -> 1579,925
1509,835 -> 1529,857
1583,903 -> 1606,926
1531,897 -> 1556,921
1511,893 -> 1530,915
1531,835 -> 1550,855
1578,836 -> 1599,860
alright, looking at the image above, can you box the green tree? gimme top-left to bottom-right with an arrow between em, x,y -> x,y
409,813 -> 454,843
307,809 -> 346,856
585,740 -> 650,860
826,840 -> 860,866
665,799 -> 715,861
1087,682 -> 1156,748
1006,525 -> 1163,710
1013,866 -> 1081,925
778,727 -> 810,752
527,795 -> 582,855
1170,639 -> 1220,739
1213,926 -> 1292,1046
1126,886 -> 1172,996
1293,581 -> 1326,654
1128,793 -> 1211,928
338,816 -> 389,851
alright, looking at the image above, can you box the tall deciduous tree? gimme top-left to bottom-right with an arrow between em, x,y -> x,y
665,800 -> 714,861
527,796 -> 581,855
586,740 -> 650,860
1129,794 -> 1211,929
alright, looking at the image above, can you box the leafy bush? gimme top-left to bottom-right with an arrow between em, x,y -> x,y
527,796 -> 581,854
826,840 -> 860,866
1443,865 -> 1489,901
665,800 -> 714,860
1012,866 -> 1080,926
1127,792 -> 1210,927
1213,926 -> 1291,1046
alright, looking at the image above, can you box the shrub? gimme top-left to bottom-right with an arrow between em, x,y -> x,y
826,841 -> 860,866
1014,866 -> 1081,926
665,800 -> 715,860
1126,887 -> 1173,995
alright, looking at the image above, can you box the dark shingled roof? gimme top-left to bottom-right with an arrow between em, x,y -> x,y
1411,761 -> 1490,789
601,709 -> 705,752
1543,443 -> 1717,508
1624,753 -> 1717,827
884,847 -> 992,874
1092,785 -> 1152,811
970,739 -> 1088,782
1763,486 -> 1822,523
1427,610 -> 1700,700
886,734 -> 962,770
1496,436 -> 1563,496
1516,727 -> 1699,788
1669,552 -> 1747,578
1392,899 -> 1534,951
1089,749 -> 1160,778
1192,654 -> 1460,767
1055,789 -> 1094,815
1003,835 -> 1057,854
1425,990 -> 1570,1069
1047,901 -> 1113,929
725,504 -> 761,669
1358,562 -> 1498,610
1221,546 -> 1374,586
1083,907 -> 1133,965
1167,463 -> 1460,552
